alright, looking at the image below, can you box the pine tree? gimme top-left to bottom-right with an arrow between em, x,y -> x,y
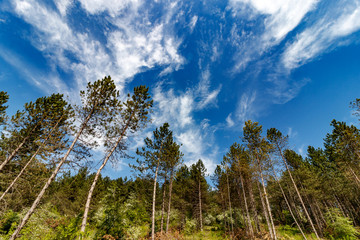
10,76 -> 120,239
80,85 -> 152,234
0,94 -> 70,172
0,91 -> 9,126
0,98 -> 71,202
133,123 -> 173,240
190,159 -> 207,231
243,120 -> 277,239
164,140 -> 183,233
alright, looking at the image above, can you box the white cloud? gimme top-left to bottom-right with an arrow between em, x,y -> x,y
331,6 -> 360,37
195,67 -> 221,110
287,127 -> 298,139
54,0 -> 73,16
13,0 -> 118,94
298,144 -> 306,157
230,0 -> 318,43
226,113 -> 235,127
236,91 -> 257,122
150,84 -> 220,174
11,0 -> 185,99
0,46 -> 70,95
189,15 -> 198,32
282,1 -> 360,70
108,24 -> 183,82
78,0 -> 142,17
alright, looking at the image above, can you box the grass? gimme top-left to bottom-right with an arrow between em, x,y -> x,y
184,226 -> 229,240
277,225 -> 318,240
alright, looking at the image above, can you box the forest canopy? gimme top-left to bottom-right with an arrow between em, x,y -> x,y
0,78 -> 359,240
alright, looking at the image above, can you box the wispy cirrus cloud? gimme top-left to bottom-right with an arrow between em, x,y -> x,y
9,0 -> 185,97
231,0 -> 319,43
236,91 -> 257,122
226,0 -> 360,124
78,0 -> 142,17
282,0 -> 360,70
229,0 -> 319,69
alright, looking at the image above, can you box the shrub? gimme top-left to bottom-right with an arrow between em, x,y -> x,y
325,208 -> 359,240
184,218 -> 197,235
0,210 -> 19,235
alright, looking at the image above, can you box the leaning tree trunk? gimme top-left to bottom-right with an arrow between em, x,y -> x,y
277,144 -> 320,239
152,159 -> 161,240
0,117 -> 62,202
0,135 -> 30,172
257,181 -> 274,239
160,174 -> 167,233
240,173 -> 254,239
348,166 -> 360,188
198,178 -> 203,231
271,166 -> 307,240
166,169 -> 174,233
257,159 -> 277,240
80,124 -> 130,234
10,109 -> 94,240
309,200 -> 323,236
235,181 -> 248,232
226,171 -> 234,237
0,119 -> 43,172
247,175 -> 260,233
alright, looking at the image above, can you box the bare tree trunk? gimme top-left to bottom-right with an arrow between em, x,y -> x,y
345,199 -> 359,220
80,125 -> 129,234
271,167 -> 307,240
152,160 -> 160,240
309,201 -> 323,236
314,200 -> 326,226
10,109 -> 94,240
166,169 -> 174,233
247,176 -> 260,233
0,135 -> 30,172
348,166 -> 360,188
240,173 -> 254,238
236,186 -> 247,229
226,172 -> 234,237
160,174 -> 167,233
0,117 -> 62,202
287,185 -> 306,231
257,181 -> 274,239
277,145 -> 320,239
221,191 -> 228,234
199,178 -> 203,231
257,159 -> 277,240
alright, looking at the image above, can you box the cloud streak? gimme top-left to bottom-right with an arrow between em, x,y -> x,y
11,0 -> 185,98
282,1 -> 360,70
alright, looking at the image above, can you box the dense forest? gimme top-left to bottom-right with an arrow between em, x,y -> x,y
0,76 -> 360,240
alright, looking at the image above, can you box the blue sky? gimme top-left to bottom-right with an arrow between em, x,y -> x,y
1,0 -> 360,176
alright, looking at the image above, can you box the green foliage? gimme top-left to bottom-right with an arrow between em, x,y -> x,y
95,192 -> 149,239
325,208 -> 359,239
0,210 -> 19,235
53,215 -> 82,240
0,91 -> 9,125
184,218 -> 197,235
277,225 -> 308,240
134,122 -> 173,174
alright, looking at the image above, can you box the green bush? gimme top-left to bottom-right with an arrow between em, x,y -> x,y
95,192 -> 149,239
0,210 -> 19,235
184,218 -> 197,235
53,215 -> 81,240
325,208 -> 359,240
